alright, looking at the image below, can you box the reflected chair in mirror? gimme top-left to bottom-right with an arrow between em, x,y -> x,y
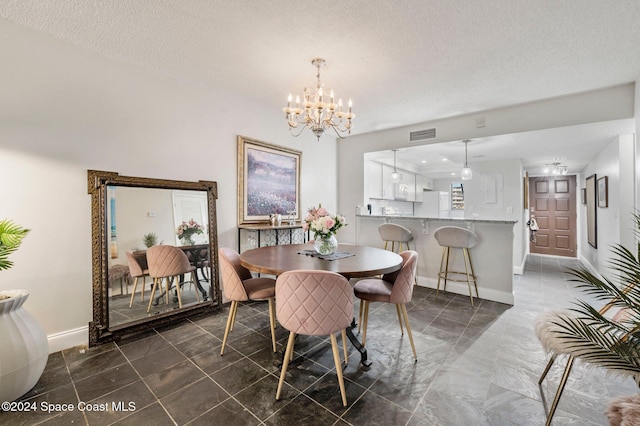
126,250 -> 150,308
146,245 -> 196,313
434,226 -> 479,306
353,250 -> 418,361
219,247 -> 277,356
275,270 -> 353,406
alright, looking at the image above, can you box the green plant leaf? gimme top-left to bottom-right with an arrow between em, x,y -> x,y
0,219 -> 30,271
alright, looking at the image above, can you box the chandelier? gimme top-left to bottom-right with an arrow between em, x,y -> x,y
543,163 -> 568,175
283,58 -> 354,141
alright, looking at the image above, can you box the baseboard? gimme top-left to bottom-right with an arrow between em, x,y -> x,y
513,255 -> 526,275
578,255 -> 604,280
416,276 -> 514,305
47,326 -> 88,354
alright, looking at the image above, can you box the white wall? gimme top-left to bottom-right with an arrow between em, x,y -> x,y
578,135 -> 635,275
0,22 -> 337,351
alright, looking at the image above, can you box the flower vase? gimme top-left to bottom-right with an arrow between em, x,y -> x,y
182,236 -> 195,246
0,290 -> 49,402
314,234 -> 338,256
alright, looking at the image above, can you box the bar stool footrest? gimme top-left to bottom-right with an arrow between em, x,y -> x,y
437,271 -> 477,283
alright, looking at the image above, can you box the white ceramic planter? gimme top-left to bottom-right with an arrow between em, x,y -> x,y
0,290 -> 48,402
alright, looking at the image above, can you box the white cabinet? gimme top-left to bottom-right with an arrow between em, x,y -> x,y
414,175 -> 433,202
381,164 -> 395,200
367,161 -> 396,200
367,161 -> 383,199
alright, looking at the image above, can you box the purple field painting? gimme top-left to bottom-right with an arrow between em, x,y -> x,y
246,147 -> 297,216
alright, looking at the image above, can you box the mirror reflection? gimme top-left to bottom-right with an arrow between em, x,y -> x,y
106,186 -> 212,327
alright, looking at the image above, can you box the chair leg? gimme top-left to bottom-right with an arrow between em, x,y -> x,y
466,248 -> 479,298
395,304 -> 404,335
462,248 -> 475,306
400,304 -> 417,361
330,333 -> 348,407
276,332 -> 296,401
539,354 -> 557,384
268,297 -> 277,353
436,247 -> 446,298
230,300 -> 238,332
220,301 -> 238,356
129,276 -> 139,308
443,247 -> 451,293
362,301 -> 370,346
546,355 -> 575,426
174,275 -> 183,309
342,329 -> 348,365
358,301 -> 363,333
147,278 -> 159,313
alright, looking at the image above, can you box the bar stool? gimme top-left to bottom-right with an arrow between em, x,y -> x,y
378,223 -> 414,252
434,226 -> 479,305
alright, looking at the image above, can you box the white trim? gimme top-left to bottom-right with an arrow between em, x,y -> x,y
513,255 -> 526,275
416,276 -> 514,305
47,326 -> 88,354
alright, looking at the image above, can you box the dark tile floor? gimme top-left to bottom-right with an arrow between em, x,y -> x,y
2,255 -> 637,425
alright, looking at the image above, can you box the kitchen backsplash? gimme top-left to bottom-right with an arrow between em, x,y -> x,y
366,200 -> 414,216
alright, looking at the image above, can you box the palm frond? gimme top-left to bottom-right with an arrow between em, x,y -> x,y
0,219 -> 30,271
549,211 -> 640,381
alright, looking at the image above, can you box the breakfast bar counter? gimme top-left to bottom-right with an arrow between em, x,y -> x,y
355,214 -> 518,305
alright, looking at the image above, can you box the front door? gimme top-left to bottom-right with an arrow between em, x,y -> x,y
529,175 -> 577,257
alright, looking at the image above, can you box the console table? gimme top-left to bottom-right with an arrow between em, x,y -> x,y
237,223 -> 308,253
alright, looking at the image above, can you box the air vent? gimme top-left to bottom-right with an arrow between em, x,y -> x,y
409,128 -> 437,142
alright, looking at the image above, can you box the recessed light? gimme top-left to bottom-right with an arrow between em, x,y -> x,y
421,160 -> 427,164
442,158 -> 448,162
451,172 -> 455,176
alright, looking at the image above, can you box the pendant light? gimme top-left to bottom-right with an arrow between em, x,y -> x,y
461,140 -> 472,181
391,149 -> 402,182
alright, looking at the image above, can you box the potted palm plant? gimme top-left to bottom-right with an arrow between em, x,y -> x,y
552,212 -> 640,380
0,219 -> 49,402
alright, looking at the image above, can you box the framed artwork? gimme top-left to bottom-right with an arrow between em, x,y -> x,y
237,136 -> 301,225
597,176 -> 608,208
581,188 -> 586,205
586,174 -> 597,248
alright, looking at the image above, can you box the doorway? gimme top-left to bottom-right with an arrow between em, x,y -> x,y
528,175 -> 577,257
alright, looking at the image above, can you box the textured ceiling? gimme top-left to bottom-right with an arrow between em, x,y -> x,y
2,1 -> 640,173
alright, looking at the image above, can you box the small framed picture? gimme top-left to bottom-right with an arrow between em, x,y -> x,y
597,176 -> 608,208
581,188 -> 586,205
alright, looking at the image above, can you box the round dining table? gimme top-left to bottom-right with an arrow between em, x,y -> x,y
239,243 -> 403,279
239,243 -> 403,369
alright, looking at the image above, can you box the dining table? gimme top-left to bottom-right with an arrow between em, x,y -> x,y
240,243 -> 403,368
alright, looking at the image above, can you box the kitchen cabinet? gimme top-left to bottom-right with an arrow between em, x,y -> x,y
367,161 -> 383,199
367,161 -> 395,200
381,164 -> 395,200
414,175 -> 433,201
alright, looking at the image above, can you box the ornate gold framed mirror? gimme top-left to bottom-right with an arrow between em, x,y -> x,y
88,170 -> 221,346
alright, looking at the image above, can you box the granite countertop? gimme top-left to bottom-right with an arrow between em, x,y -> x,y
356,214 -> 518,224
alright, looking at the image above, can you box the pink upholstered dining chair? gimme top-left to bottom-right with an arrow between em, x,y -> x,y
219,247 -> 277,356
146,245 -> 196,313
126,250 -> 149,308
353,250 -> 418,361
275,270 -> 353,407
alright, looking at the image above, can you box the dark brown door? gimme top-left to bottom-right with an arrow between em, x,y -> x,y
529,175 -> 577,257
